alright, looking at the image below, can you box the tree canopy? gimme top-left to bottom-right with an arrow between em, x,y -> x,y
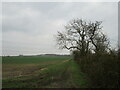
56,19 -> 110,56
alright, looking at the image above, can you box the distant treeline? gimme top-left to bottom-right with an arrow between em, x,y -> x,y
37,54 -> 70,57
2,54 -> 71,57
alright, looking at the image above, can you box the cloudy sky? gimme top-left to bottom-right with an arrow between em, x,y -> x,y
2,2 -> 118,56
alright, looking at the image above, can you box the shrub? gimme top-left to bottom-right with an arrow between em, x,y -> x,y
74,50 -> 119,88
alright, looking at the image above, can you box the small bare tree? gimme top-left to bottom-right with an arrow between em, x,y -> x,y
56,19 -> 110,56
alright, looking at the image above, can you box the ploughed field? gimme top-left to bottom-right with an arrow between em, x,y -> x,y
2,55 -> 88,88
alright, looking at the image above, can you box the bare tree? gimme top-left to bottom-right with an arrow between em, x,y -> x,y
86,21 -> 110,54
56,19 -> 110,56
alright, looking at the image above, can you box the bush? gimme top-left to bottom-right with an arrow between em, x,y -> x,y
74,50 -> 119,88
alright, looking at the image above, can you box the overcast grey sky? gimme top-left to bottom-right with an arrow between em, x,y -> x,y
2,2 -> 118,56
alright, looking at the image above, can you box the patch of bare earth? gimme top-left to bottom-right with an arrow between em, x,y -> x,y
2,60 -> 67,79
2,64 -> 42,78
62,60 -> 70,63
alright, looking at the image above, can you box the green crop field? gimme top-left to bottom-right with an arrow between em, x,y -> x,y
2,56 -> 89,88
3,56 -> 71,64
